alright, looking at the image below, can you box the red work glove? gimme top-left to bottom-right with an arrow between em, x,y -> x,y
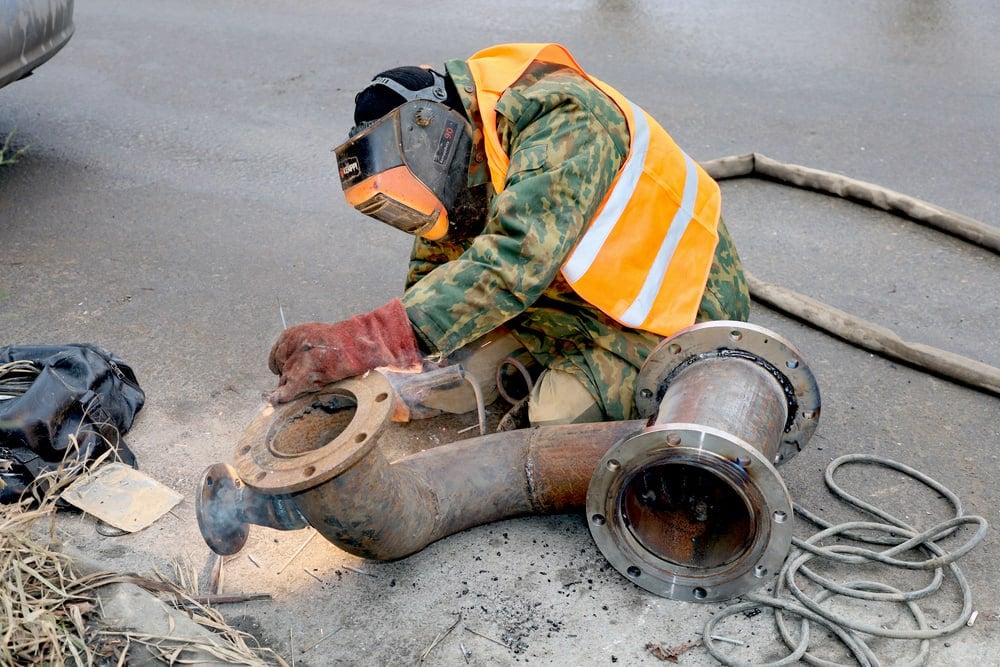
266,298 -> 423,404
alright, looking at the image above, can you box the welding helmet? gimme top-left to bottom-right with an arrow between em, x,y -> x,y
334,70 -> 476,241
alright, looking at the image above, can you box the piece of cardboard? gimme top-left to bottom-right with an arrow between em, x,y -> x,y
62,462 -> 183,532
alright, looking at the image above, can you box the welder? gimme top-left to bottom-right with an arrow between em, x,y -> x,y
267,43 -> 749,428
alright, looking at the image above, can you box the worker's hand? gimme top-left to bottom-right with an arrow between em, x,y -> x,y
266,299 -> 423,404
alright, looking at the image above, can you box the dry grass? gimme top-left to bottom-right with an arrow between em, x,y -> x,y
0,128 -> 30,166
0,454 -> 120,665
1,436 -> 289,666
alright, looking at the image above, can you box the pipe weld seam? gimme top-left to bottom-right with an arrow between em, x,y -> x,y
522,427 -> 543,515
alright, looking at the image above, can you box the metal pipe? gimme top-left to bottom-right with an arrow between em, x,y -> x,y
196,380 -> 641,559
293,420 -> 641,560
196,320 -> 820,604
587,321 -> 820,602
654,356 -> 789,456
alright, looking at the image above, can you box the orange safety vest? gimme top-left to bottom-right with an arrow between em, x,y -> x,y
465,43 -> 721,337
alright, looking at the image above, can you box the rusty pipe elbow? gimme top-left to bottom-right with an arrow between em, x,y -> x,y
196,371 -> 641,560
293,421 -> 640,560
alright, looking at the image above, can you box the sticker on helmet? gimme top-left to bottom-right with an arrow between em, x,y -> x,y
434,118 -> 461,166
339,157 -> 361,182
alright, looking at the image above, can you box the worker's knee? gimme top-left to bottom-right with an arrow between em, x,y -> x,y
528,369 -> 604,426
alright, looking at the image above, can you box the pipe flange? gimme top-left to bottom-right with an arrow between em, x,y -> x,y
587,424 -> 794,603
233,372 -> 394,494
635,321 -> 820,466
196,463 -> 250,555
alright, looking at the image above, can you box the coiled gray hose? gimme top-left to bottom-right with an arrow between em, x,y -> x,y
495,355 -> 536,405
703,454 -> 989,667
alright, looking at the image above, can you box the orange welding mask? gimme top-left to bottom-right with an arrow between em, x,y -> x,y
334,98 -> 474,241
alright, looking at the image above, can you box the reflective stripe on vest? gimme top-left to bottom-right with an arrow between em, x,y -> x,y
620,150 -> 701,327
565,103 -> 705,329
465,43 -> 720,336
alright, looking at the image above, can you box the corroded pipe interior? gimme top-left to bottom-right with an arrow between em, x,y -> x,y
622,462 -> 754,569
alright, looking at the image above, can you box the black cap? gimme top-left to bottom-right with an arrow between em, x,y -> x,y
353,66 -> 463,127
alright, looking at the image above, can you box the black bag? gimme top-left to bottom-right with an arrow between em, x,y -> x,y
0,344 -> 145,502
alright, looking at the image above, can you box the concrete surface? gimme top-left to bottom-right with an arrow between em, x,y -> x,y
1,1 -> 997,665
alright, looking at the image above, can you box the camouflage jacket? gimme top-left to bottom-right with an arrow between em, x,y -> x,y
400,59 -> 748,419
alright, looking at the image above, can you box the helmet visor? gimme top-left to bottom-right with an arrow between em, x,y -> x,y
335,100 -> 472,240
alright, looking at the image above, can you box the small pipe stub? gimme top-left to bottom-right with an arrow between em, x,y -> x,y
197,462 -> 309,556
197,462 -> 251,556
587,321 -> 821,602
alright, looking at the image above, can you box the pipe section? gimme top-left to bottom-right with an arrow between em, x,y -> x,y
196,372 -> 641,559
196,320 -> 819,605
292,419 -> 641,559
587,321 -> 820,602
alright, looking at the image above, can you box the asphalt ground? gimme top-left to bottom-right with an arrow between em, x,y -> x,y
1,2 -> 997,665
